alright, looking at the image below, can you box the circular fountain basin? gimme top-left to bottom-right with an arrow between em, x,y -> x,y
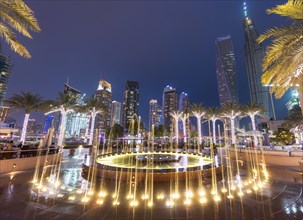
96,151 -> 213,171
83,151 -> 221,181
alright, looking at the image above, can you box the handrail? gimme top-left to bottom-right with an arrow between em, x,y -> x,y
0,148 -> 59,160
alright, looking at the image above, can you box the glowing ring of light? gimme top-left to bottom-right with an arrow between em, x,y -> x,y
96,151 -> 213,171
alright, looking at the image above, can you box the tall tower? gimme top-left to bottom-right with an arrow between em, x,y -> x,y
179,92 -> 190,133
111,100 -> 122,126
149,99 -> 162,131
0,52 -> 11,106
122,81 -> 139,130
215,35 -> 239,106
243,1 -> 272,118
95,79 -> 112,132
163,85 -> 178,134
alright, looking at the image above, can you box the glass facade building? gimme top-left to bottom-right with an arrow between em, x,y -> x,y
215,35 -> 239,106
122,81 -> 139,130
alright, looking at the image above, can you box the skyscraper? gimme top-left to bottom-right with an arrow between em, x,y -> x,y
243,1 -> 272,118
149,99 -> 162,131
0,52 -> 11,106
286,89 -> 300,112
64,83 -> 88,137
179,92 -> 190,133
163,85 -> 178,133
215,35 -> 239,106
111,101 -> 121,126
122,81 -> 139,129
95,79 -> 112,132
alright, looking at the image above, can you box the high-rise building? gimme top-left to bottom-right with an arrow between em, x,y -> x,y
95,79 -> 112,132
286,89 -> 300,111
64,83 -> 88,137
43,114 -> 54,133
215,35 -> 239,106
179,92 -> 190,133
243,2 -> 272,118
0,52 -> 11,106
163,85 -> 178,134
122,81 -> 139,129
0,106 -> 9,122
149,99 -> 162,131
111,101 -> 121,126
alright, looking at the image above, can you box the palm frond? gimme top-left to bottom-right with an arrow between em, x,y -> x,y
267,0 -> 303,21
0,22 -> 30,58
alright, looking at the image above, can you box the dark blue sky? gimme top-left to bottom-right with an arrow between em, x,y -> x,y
4,0 -> 289,127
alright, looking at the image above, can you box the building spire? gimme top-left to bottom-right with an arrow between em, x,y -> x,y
243,1 -> 248,19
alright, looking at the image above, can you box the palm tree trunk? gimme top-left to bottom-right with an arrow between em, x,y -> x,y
250,114 -> 258,146
197,117 -> 202,145
212,119 -> 217,144
231,118 -> 236,145
299,86 -> 303,116
89,112 -> 97,145
58,111 -> 67,147
175,118 -> 179,145
182,118 -> 187,143
20,113 -> 30,144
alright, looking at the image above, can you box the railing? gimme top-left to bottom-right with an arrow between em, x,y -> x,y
0,148 -> 59,160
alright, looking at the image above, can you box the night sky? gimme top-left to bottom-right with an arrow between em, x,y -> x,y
3,0 -> 289,127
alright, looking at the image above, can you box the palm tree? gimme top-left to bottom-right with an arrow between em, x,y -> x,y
257,0 -> 303,114
243,103 -> 265,131
205,107 -> 220,144
221,103 -> 241,145
4,92 -> 44,144
243,103 -> 265,145
180,113 -> 189,143
45,92 -> 77,147
80,97 -> 105,145
190,104 -> 205,144
284,105 -> 303,130
170,110 -> 183,144
0,0 -> 41,58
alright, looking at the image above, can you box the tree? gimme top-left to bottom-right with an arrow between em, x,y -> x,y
45,92 -> 77,147
105,124 -> 124,140
257,0 -> 303,114
170,110 -> 183,144
243,103 -> 266,144
221,103 -> 241,145
283,105 -> 303,130
79,97 -> 105,145
0,0 -> 41,58
205,107 -> 220,144
271,128 -> 295,145
154,125 -> 164,138
190,104 -> 205,144
5,92 -> 44,144
180,113 -> 189,142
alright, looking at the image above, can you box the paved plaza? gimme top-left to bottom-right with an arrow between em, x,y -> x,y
0,149 -> 302,220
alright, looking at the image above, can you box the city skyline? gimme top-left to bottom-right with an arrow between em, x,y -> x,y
3,1 -> 289,127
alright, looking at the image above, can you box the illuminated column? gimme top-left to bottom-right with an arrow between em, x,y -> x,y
197,116 -> 202,144
230,117 -> 236,145
137,116 -> 141,138
57,110 -> 67,147
20,113 -> 30,144
249,113 -> 258,145
212,118 -> 217,144
181,114 -> 187,143
175,117 -> 179,144
89,108 -> 97,145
